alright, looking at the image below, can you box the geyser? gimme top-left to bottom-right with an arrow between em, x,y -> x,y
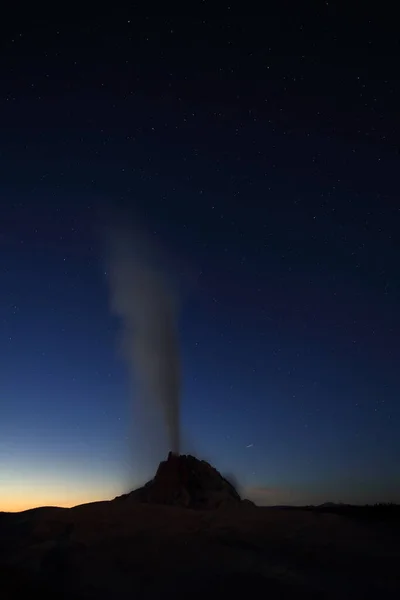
106,217 -> 181,455
115,452 -> 254,510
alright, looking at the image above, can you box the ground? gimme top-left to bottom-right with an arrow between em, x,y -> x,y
1,501 -> 399,599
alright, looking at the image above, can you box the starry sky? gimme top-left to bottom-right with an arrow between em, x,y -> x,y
1,7 -> 399,511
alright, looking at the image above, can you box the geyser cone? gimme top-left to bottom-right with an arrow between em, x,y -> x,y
115,453 -> 254,510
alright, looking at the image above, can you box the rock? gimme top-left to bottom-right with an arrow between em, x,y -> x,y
116,452 -> 247,510
241,499 -> 256,509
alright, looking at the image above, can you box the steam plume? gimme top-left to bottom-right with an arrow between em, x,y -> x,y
106,218 -> 181,455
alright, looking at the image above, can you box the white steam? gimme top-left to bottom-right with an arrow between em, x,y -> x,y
106,220 -> 181,455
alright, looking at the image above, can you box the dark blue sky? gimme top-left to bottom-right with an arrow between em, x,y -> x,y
1,7 -> 399,510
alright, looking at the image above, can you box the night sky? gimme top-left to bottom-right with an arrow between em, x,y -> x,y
1,7 -> 399,512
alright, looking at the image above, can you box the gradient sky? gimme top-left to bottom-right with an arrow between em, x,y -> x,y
1,8 -> 399,511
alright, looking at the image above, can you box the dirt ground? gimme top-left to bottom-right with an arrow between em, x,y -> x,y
1,501 -> 399,599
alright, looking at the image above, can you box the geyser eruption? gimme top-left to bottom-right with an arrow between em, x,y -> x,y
106,218 -> 181,455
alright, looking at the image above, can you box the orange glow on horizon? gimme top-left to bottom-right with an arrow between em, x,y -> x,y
0,467 -> 131,513
1,493 -> 105,513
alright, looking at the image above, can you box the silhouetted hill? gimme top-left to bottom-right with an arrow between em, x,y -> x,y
116,452 -> 254,510
1,501 -> 399,598
1,457 -> 399,599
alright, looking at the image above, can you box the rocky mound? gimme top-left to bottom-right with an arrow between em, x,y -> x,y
116,452 -> 253,510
